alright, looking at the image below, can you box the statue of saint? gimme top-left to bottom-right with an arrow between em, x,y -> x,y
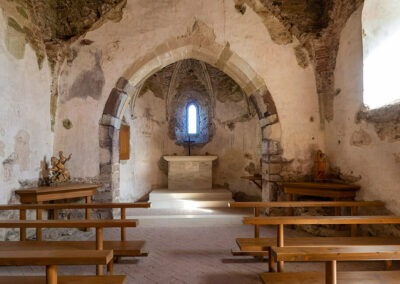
314,150 -> 327,181
50,151 -> 72,184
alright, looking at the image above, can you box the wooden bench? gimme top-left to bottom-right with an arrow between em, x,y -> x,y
0,203 -> 149,257
243,215 -> 400,272
0,219 -> 137,275
230,201 -> 385,256
230,201 -> 384,238
0,249 -> 126,284
263,245 -> 400,284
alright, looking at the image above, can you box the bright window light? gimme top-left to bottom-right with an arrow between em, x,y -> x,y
364,28 -> 400,109
187,104 -> 198,134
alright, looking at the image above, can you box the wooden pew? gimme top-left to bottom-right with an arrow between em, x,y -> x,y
0,203 -> 149,257
263,245 -> 400,284
0,250 -> 126,284
0,219 -> 137,276
243,215 -> 400,272
230,201 -> 385,256
230,201 -> 384,238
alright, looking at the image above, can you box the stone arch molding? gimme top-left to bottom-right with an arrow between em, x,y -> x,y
99,20 -> 283,202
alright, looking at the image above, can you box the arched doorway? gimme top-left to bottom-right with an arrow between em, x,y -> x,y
99,37 -> 283,204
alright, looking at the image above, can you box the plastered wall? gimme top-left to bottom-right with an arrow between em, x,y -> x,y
54,0 -> 324,201
326,5 -> 400,214
119,62 -> 263,201
0,11 -> 53,202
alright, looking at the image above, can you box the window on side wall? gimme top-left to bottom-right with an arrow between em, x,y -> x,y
363,0 -> 400,109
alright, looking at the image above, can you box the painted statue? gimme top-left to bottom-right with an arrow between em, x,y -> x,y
314,150 -> 327,181
50,151 -> 72,184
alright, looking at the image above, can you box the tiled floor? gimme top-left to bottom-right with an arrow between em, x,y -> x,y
0,223 -> 396,283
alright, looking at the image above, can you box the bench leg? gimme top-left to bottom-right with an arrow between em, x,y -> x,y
96,227 -> 104,276
325,260 -> 337,284
277,224 -> 284,272
20,209 -> 26,241
37,202 -> 43,241
385,260 -> 393,270
268,248 -> 275,272
46,265 -> 57,284
85,196 -> 91,232
107,259 -> 114,275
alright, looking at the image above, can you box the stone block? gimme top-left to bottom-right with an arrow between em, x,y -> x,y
103,88 -> 128,118
115,77 -> 136,95
268,140 -> 282,155
268,163 -> 282,175
269,155 -> 282,163
263,123 -> 282,141
262,139 -> 269,154
265,114 -> 278,125
269,174 -> 282,182
100,147 -> 111,164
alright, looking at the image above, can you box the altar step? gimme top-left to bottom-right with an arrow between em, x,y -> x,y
126,207 -> 252,227
148,189 -> 234,209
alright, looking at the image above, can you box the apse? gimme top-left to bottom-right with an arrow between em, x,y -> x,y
119,59 -> 262,202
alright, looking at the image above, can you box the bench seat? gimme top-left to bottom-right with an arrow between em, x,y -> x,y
235,237 -> 400,255
0,241 -> 148,257
0,275 -> 127,284
260,271 -> 400,284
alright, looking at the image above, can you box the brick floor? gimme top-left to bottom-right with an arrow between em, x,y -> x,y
0,224 -> 396,283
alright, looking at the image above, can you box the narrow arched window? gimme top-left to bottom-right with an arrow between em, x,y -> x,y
187,103 -> 198,135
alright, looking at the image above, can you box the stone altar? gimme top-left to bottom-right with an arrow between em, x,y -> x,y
163,156 -> 218,190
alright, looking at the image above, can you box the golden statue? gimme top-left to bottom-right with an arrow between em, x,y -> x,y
314,150 -> 327,181
50,151 -> 72,184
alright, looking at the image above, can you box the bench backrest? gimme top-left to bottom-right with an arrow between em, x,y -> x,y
0,202 -> 150,210
271,245 -> 400,262
232,201 -> 384,238
0,219 -> 138,228
229,201 -> 384,208
244,215 -> 400,225
0,249 -> 114,265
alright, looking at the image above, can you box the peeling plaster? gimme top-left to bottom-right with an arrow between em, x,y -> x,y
66,50 -> 105,101
0,141 -> 5,158
350,129 -> 372,146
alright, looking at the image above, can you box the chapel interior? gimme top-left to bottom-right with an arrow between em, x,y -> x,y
0,0 -> 400,283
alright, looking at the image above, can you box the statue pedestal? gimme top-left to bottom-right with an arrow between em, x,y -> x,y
164,156 -> 218,190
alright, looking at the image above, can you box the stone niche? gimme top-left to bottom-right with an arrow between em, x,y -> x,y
164,156 -> 218,190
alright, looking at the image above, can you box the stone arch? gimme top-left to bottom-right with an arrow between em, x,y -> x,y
99,21 -> 283,202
